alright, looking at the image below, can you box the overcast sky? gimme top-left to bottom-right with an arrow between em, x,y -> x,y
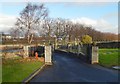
0,1 -> 118,34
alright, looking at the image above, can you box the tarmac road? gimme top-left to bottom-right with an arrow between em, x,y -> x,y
30,52 -> 119,82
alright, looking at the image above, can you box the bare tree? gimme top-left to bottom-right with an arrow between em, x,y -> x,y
9,27 -> 21,40
41,18 -> 55,44
53,18 -> 68,42
15,3 -> 48,44
43,18 -> 53,36
65,21 -> 74,42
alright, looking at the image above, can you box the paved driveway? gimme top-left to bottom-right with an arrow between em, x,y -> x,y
30,52 -> 119,82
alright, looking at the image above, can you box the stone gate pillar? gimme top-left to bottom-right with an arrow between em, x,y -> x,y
91,46 -> 99,64
45,46 -> 52,65
23,46 -> 30,58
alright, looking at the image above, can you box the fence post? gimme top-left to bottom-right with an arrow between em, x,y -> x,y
91,46 -> 99,64
45,46 -> 52,65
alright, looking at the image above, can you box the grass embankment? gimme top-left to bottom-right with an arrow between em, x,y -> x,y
99,48 -> 119,68
2,57 -> 44,82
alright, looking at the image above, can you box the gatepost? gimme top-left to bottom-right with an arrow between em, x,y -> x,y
23,45 -> 30,58
91,46 -> 99,64
45,46 -> 52,65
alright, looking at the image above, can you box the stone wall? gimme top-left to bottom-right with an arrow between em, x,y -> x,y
0,44 -> 23,50
57,44 -> 99,64
2,50 -> 24,59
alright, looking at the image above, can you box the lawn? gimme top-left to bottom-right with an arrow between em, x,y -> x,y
99,48 -> 119,68
2,57 -> 44,82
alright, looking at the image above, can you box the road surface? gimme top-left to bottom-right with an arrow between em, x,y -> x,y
30,52 -> 119,82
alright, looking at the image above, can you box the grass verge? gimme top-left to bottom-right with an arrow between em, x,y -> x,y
99,48 -> 119,68
2,57 -> 44,82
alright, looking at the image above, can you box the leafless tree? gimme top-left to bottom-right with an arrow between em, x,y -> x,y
41,18 -> 55,43
15,3 -> 48,44
9,27 -> 21,39
12,2 -> 118,45
42,18 -> 53,36
52,18 -> 71,42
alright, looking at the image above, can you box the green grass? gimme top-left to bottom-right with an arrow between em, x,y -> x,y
0,56 -> 2,83
99,48 -> 119,68
0,63 -> 2,83
2,58 -> 44,82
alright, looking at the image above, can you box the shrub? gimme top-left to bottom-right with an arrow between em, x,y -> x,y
81,35 -> 92,44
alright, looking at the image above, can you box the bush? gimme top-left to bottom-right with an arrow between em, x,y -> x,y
81,35 -> 92,44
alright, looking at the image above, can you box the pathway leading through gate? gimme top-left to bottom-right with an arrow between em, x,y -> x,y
30,52 -> 119,82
